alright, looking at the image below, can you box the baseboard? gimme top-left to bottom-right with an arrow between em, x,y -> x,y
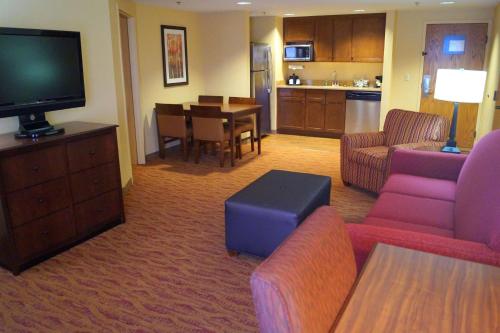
122,178 -> 133,194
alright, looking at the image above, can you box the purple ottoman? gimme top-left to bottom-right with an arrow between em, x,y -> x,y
225,170 -> 331,257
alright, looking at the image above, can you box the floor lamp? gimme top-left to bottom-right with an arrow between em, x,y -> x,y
434,69 -> 487,154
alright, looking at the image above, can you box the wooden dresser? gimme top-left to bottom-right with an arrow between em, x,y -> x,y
0,122 -> 124,274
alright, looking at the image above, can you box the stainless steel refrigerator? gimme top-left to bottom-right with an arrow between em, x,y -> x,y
250,43 -> 272,134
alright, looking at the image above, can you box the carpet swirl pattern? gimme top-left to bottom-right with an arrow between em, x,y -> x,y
0,134 -> 376,332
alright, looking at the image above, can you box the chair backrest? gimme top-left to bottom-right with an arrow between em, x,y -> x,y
455,130 -> 500,251
190,105 -> 225,142
228,97 -> 256,105
198,95 -> 224,103
383,109 -> 450,147
251,207 -> 357,333
155,103 -> 187,138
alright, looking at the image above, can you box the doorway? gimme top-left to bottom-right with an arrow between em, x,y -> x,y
119,12 -> 138,165
420,23 -> 488,148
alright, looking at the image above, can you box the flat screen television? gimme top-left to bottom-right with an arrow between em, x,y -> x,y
0,27 -> 85,137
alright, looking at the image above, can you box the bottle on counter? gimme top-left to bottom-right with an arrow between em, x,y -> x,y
288,74 -> 295,85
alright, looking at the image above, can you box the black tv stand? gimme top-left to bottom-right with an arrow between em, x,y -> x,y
15,113 -> 65,139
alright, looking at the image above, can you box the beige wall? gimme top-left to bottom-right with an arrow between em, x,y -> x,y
0,0 -> 133,186
284,62 -> 383,83
251,16 -> 284,130
477,4 -> 500,138
134,3 -> 206,155
389,7 -> 494,112
201,11 -> 251,98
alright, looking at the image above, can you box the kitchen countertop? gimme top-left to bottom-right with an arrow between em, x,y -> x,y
276,81 -> 382,92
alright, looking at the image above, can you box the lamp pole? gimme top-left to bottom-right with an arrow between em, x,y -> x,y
442,102 -> 461,154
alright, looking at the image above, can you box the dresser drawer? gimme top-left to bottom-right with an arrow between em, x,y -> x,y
7,178 -> 71,227
70,163 -> 120,203
74,190 -> 121,233
66,132 -> 117,173
0,145 -> 67,193
14,208 -> 76,260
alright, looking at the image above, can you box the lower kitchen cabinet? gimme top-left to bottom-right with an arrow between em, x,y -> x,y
278,88 -> 346,137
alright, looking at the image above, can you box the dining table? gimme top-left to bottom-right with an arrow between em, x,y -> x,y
334,243 -> 500,332
182,102 -> 262,167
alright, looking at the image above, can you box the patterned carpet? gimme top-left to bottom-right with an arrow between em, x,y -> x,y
0,134 -> 376,332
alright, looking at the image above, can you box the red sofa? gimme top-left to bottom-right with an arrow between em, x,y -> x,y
347,129 -> 500,269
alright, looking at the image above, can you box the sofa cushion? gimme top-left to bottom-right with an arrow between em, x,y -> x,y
349,146 -> 389,171
364,217 -> 454,238
383,109 -> 450,147
367,192 -> 454,231
382,174 -> 457,202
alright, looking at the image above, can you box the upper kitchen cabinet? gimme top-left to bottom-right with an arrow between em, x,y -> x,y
333,16 -> 353,62
352,14 -> 386,62
314,16 -> 333,62
284,17 -> 316,42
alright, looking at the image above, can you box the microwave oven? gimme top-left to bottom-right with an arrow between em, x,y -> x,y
283,43 -> 313,61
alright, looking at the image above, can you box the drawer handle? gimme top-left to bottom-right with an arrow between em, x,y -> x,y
41,231 -> 49,236
93,179 -> 100,185
32,166 -> 40,172
89,150 -> 96,156
37,198 -> 45,204
96,208 -> 105,213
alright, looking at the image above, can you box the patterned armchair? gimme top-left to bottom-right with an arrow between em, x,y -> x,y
341,109 -> 450,193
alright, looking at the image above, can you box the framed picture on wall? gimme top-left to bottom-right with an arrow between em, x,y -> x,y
161,25 -> 189,87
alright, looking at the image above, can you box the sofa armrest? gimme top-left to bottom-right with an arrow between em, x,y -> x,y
346,223 -> 500,271
389,149 -> 467,181
251,207 -> 356,333
341,132 -> 385,150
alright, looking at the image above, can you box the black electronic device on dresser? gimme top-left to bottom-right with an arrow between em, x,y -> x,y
0,27 -> 86,138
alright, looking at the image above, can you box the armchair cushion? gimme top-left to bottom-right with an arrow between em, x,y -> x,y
346,223 -> 500,270
381,174 -> 456,202
383,109 -> 450,147
368,192 -> 454,230
350,146 -> 389,170
250,206 -> 356,333
364,217 -> 454,238
390,149 -> 467,181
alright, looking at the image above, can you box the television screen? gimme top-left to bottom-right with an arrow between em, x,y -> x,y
0,28 -> 85,118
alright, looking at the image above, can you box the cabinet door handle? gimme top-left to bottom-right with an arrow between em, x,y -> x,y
93,179 -> 100,185
96,208 -> 105,213
41,231 -> 49,236
89,150 -> 96,156
32,166 -> 40,172
38,198 -> 45,204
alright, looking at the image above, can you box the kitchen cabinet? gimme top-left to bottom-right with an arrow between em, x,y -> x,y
284,17 -> 316,42
284,13 -> 386,63
333,17 -> 353,62
352,14 -> 386,62
278,89 -> 306,130
314,16 -> 333,62
278,88 -> 346,137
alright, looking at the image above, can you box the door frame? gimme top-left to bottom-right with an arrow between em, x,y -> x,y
416,19 -> 492,122
118,10 -> 146,165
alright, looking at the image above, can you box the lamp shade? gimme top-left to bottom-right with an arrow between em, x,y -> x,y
434,69 -> 487,103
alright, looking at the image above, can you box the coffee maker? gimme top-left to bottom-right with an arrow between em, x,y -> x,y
375,75 -> 383,88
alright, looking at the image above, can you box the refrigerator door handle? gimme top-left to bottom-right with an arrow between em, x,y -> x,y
265,48 -> 272,94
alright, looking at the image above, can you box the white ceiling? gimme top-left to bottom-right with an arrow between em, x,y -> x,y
135,0 -> 497,16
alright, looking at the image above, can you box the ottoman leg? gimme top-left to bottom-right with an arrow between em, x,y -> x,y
227,250 -> 240,257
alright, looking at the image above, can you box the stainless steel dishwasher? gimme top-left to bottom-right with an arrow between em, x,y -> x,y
345,91 -> 382,133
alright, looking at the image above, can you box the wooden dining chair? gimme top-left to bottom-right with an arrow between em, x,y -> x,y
190,105 -> 234,167
155,103 -> 192,161
229,96 -> 256,156
198,95 -> 224,103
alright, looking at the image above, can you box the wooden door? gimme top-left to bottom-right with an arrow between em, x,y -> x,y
420,23 -> 488,148
325,91 -> 346,134
351,14 -> 386,62
284,17 -> 315,42
333,17 -> 352,62
314,17 -> 333,62
305,90 -> 325,130
119,13 -> 138,165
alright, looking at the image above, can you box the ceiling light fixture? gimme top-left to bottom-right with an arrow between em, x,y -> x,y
237,1 -> 252,5
283,13 -> 295,16
354,9 -> 366,12
440,1 -> 456,4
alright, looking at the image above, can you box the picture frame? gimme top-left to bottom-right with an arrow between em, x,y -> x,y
161,25 -> 189,87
